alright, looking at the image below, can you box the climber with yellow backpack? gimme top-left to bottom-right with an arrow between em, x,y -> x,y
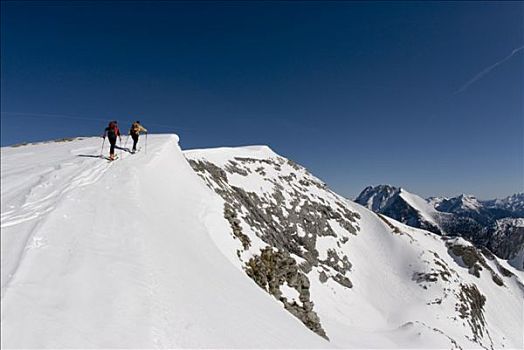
129,121 -> 147,154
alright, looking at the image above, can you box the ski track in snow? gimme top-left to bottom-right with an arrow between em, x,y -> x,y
1,141 -> 123,298
0,136 -> 329,348
1,135 -> 522,349
1,161 -> 108,228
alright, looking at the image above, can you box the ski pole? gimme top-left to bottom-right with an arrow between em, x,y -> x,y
119,138 -> 123,158
100,137 -> 106,157
124,135 -> 130,150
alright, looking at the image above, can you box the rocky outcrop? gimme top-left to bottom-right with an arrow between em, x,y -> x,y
446,239 -> 504,286
187,154 -> 361,339
245,247 -> 328,339
455,284 -> 491,347
224,203 -> 251,251
480,218 -> 524,269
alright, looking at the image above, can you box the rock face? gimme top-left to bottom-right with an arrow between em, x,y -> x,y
356,185 -> 400,212
456,283 -> 488,344
445,238 -> 505,286
356,186 -> 524,269
356,185 -> 443,234
245,247 -> 328,339
479,218 -> 524,270
185,146 -> 523,348
186,148 -> 359,338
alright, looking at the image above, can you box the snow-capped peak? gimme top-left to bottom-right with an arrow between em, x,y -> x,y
355,185 -> 442,234
435,194 -> 483,214
427,196 -> 447,207
354,184 -> 401,212
486,193 -> 524,215
359,185 -> 524,270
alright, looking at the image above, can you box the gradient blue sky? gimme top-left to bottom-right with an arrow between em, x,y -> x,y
1,1 -> 523,199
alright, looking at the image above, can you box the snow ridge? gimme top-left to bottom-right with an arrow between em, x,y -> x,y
1,135 -> 328,348
1,136 -> 522,348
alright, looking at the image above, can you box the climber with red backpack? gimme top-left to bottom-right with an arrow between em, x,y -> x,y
102,120 -> 122,161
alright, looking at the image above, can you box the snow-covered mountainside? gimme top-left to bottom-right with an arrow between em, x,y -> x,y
431,193 -> 524,223
354,184 -> 400,212
355,185 -> 444,234
356,185 -> 524,270
1,135 -> 523,348
484,193 -> 524,217
185,147 -> 523,349
480,218 -> 524,269
437,194 -> 484,214
435,195 -> 497,225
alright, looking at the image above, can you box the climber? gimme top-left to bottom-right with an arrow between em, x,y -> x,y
103,120 -> 121,160
129,120 -> 147,153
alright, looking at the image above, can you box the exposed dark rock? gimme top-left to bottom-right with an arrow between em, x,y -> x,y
245,247 -> 328,339
10,142 -> 30,147
318,271 -> 329,283
287,159 -> 301,171
187,156 -> 358,291
187,159 -> 228,188
186,154 -> 365,341
332,273 -> 353,288
495,262 -> 514,278
433,260 -> 452,282
224,161 -> 250,176
377,214 -> 402,234
255,166 -> 266,176
413,271 -> 439,283
224,203 -> 251,250
321,249 -> 352,275
480,219 -> 524,266
455,284 -> 488,345
446,241 -> 504,287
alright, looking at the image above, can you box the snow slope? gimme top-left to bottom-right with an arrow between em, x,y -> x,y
2,135 -> 522,349
186,147 -> 524,349
398,189 -> 441,229
358,186 -> 524,266
0,136 -> 329,348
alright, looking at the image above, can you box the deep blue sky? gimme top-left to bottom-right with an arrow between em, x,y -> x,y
1,1 -> 523,199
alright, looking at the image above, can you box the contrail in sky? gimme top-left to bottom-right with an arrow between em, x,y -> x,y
455,45 -> 524,94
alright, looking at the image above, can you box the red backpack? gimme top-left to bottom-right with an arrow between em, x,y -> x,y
107,121 -> 119,137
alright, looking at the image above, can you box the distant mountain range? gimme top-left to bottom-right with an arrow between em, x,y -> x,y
355,186 -> 524,270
